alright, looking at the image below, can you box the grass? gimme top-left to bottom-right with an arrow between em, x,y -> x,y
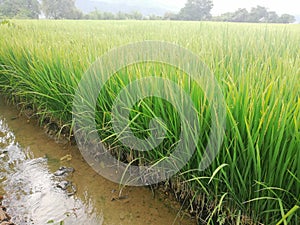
0,20 -> 299,224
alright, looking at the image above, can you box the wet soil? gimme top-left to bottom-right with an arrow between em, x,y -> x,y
0,196 -> 15,225
0,97 -> 196,225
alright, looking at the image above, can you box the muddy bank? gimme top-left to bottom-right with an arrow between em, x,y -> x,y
0,196 -> 14,225
0,97 -> 195,225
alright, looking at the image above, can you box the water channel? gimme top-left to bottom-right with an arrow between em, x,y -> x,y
0,98 -> 195,225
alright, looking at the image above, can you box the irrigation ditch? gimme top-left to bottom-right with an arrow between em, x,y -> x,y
0,96 -> 197,225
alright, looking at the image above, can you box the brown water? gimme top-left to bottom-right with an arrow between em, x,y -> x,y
0,98 -> 195,225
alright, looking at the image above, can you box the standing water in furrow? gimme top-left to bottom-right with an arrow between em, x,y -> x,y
0,99 -> 195,225
0,115 -> 101,224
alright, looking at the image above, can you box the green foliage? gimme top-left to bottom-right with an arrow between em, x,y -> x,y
0,0 -> 40,19
178,0 -> 213,21
163,12 -> 178,20
0,20 -> 299,224
41,0 -> 82,19
83,9 -> 145,20
248,5 -> 268,22
278,14 -> 296,23
214,5 -> 296,23
0,19 -> 14,26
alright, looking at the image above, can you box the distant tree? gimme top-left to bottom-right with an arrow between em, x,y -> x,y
148,14 -> 162,20
278,14 -> 295,23
41,0 -> 82,19
84,8 -> 102,20
266,11 -> 279,23
231,8 -> 249,22
163,11 -> 178,20
213,5 -> 296,24
116,11 -> 127,20
130,11 -> 143,20
102,11 -> 115,20
212,12 -> 233,22
248,5 -> 268,22
0,0 -> 40,19
84,10 -> 145,20
213,8 -> 249,22
178,0 -> 213,21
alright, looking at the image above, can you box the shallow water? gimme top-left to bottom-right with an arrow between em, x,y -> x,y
0,98 -> 195,225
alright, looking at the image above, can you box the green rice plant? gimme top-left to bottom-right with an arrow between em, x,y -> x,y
0,20 -> 299,224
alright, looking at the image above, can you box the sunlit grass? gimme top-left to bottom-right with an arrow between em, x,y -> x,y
0,20 -> 299,224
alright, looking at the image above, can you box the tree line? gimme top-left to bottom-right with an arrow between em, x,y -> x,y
212,5 -> 295,23
0,0 -> 296,23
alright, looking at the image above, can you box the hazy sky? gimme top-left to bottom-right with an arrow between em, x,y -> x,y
95,0 -> 300,15
169,0 -> 300,15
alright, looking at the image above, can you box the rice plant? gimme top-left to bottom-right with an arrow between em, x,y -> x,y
0,20 -> 299,224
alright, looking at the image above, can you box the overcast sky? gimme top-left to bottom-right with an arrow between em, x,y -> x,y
95,0 -> 300,15
171,0 -> 300,15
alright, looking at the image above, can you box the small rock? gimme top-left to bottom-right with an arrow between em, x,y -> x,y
0,207 -> 10,222
56,181 -> 77,196
119,213 -> 126,220
54,166 -> 74,176
0,222 -> 15,225
56,181 -> 70,190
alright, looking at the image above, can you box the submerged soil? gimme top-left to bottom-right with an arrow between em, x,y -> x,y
0,97 -> 196,225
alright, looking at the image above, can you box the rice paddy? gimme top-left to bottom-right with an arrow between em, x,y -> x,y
0,20 -> 299,224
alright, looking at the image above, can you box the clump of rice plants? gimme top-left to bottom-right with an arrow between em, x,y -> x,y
0,20 -> 299,224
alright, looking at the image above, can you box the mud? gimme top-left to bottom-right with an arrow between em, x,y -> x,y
0,97 -> 195,225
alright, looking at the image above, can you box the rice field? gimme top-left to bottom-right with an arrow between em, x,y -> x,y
0,20 -> 299,224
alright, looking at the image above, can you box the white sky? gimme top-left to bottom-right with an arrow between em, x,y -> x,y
95,0 -> 300,15
155,0 -> 300,15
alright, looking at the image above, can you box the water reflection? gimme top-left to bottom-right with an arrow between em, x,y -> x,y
0,119 -> 102,225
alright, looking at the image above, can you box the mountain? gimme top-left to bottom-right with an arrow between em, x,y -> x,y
75,0 -> 177,16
